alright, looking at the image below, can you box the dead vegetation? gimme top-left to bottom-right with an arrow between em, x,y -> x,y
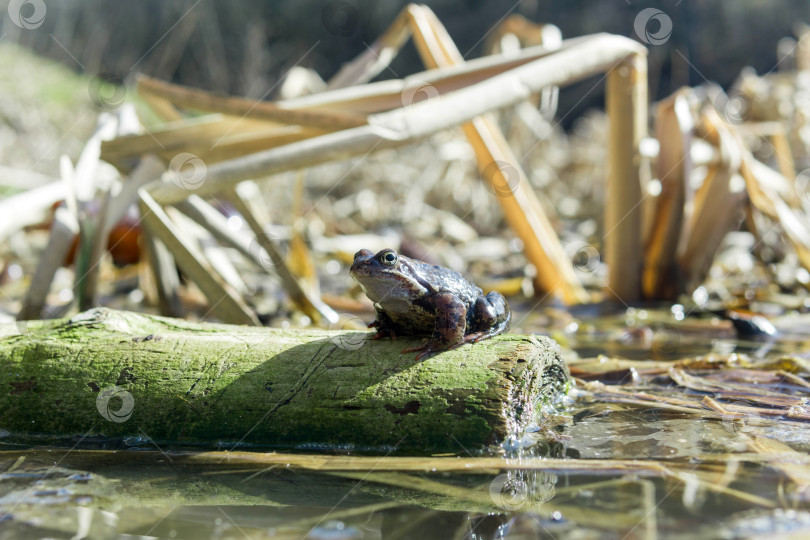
1,6 -> 809,333
5,6 -> 810,537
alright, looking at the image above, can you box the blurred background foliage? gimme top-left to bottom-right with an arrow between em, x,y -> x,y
2,0 -> 809,125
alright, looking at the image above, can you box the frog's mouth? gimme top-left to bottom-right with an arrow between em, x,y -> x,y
351,272 -> 427,304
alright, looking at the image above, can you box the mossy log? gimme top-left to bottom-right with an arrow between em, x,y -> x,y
0,308 -> 568,454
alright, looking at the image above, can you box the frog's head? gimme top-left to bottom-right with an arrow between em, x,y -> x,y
349,248 -> 428,304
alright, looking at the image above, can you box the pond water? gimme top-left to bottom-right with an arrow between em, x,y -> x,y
2,306 -> 810,539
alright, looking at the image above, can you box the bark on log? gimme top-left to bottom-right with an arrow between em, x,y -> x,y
0,308 -> 568,454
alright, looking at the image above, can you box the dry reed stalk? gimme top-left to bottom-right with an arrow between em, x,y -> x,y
140,229 -> 182,317
102,114 -> 325,169
0,181 -> 67,244
402,5 -> 586,302
678,109 -> 745,292
740,149 -> 810,273
643,89 -> 693,299
137,188 -> 260,325
137,75 -> 368,130
142,34 -> 646,211
222,186 -> 339,324
140,12 -> 646,302
605,52 -> 648,303
17,206 -> 78,321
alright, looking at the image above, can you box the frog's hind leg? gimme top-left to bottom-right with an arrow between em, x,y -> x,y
401,292 -> 467,361
470,291 -> 511,339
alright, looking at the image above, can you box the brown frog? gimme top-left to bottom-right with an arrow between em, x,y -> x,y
350,248 -> 511,360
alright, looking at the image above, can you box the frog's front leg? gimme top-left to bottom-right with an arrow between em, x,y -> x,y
401,292 -> 467,361
369,308 -> 398,340
470,291 -> 511,339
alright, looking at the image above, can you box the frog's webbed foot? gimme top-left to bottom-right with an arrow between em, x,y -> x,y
402,292 -> 467,361
371,325 -> 397,341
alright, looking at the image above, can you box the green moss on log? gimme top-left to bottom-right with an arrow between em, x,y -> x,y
0,308 -> 568,454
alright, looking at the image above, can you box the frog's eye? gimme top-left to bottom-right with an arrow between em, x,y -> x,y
380,251 -> 398,266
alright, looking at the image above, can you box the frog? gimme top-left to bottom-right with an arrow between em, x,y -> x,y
349,248 -> 511,360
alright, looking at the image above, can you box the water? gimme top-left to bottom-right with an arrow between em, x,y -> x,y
2,307 -> 810,539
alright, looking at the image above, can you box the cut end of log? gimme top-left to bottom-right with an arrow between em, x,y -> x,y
0,308 -> 569,455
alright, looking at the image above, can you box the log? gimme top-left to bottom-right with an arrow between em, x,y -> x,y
0,308 -> 568,454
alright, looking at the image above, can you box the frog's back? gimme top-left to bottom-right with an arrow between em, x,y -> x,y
411,260 -> 482,306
